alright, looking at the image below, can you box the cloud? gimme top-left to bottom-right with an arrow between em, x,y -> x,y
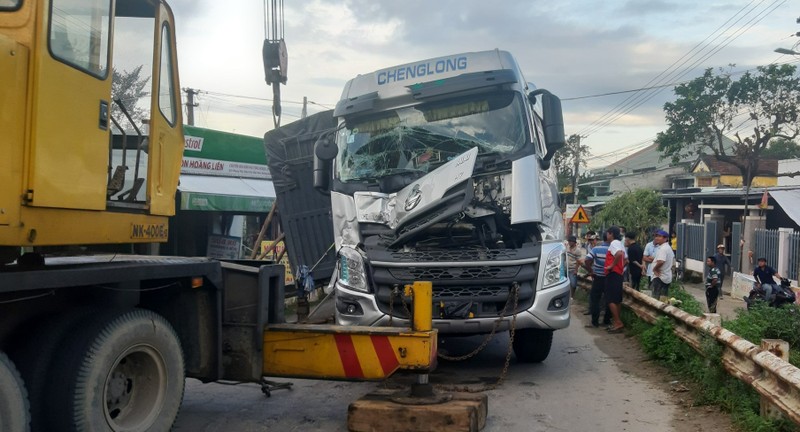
161,0 -> 793,162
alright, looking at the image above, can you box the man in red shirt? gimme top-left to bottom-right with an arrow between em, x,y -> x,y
604,226 -> 625,333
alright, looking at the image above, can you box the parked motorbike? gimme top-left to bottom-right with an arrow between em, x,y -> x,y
743,277 -> 797,309
674,256 -> 684,281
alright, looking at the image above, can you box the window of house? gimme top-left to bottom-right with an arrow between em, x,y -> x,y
696,177 -> 713,187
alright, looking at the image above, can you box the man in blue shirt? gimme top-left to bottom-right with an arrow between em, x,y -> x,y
583,235 -> 611,328
753,257 -> 782,305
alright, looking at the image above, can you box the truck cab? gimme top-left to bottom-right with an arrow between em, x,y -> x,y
315,50 -> 570,362
0,0 -> 183,261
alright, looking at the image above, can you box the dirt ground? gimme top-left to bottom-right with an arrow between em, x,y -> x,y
574,288 -> 740,432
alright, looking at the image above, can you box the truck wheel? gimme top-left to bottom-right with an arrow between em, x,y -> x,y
512,328 -> 553,363
0,351 -> 30,432
49,309 -> 185,432
9,308 -> 94,432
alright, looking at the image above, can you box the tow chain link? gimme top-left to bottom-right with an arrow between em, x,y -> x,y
387,282 -> 521,393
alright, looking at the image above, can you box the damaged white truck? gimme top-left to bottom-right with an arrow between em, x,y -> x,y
313,49 -> 569,362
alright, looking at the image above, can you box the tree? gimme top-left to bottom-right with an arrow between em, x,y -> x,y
655,64 -> 800,187
590,189 -> 667,243
111,65 -> 150,131
656,64 -> 800,269
761,138 -> 800,159
553,134 -> 590,202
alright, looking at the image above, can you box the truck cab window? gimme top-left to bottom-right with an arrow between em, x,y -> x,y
336,92 -> 528,182
0,0 -> 21,10
158,24 -> 176,125
49,0 -> 111,78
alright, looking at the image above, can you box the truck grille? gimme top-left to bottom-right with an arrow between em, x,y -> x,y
435,285 -> 508,298
388,249 -> 522,262
388,266 -> 520,281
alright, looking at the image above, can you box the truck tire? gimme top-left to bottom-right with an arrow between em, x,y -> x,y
512,328 -> 553,363
0,351 -> 30,432
49,309 -> 185,432
9,308 -> 94,432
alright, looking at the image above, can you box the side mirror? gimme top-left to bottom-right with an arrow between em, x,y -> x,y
313,134 -> 338,191
528,89 -> 566,166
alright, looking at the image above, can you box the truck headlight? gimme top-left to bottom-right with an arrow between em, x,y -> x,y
338,246 -> 368,292
541,244 -> 567,289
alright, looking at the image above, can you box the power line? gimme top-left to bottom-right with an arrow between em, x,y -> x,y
202,90 -> 334,109
577,0 -> 784,138
576,0 -> 763,136
563,58 -> 800,102
581,0 -> 785,138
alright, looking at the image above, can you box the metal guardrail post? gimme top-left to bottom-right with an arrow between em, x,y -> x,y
620,285 -> 800,425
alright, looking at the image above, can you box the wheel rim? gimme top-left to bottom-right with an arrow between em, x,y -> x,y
103,344 -> 167,431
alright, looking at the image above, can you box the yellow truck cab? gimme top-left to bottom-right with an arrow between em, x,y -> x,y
1,0 -> 183,258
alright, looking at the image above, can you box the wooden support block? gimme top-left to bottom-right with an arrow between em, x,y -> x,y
348,389 -> 487,432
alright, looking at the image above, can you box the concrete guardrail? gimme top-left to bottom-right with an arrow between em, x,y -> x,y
618,283 -> 800,425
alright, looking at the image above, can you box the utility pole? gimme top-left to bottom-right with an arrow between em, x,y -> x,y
183,88 -> 199,126
301,96 -> 308,119
571,135 -> 581,205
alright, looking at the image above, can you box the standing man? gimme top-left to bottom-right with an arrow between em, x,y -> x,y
583,234 -> 611,328
566,235 -> 586,299
604,226 -> 626,333
650,230 -> 675,300
753,257 -> 782,305
642,233 -> 656,285
713,244 -> 730,299
625,232 -> 644,291
705,256 -> 721,313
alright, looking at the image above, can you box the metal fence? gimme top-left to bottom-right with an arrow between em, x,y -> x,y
754,229 -> 779,269
684,223 -> 705,261
789,232 -> 800,281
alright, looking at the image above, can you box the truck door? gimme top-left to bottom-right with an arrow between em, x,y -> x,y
146,2 -> 183,216
27,0 -> 113,210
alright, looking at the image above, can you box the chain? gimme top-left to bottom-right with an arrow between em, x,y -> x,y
434,283 -> 520,393
437,283 -> 519,362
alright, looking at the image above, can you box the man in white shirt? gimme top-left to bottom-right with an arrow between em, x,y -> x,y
650,229 -> 675,300
566,235 -> 586,299
603,226 -> 626,333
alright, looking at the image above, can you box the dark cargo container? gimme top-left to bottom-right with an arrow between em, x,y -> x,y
264,110 -> 337,285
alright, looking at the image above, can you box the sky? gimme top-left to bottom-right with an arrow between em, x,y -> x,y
161,0 -> 799,168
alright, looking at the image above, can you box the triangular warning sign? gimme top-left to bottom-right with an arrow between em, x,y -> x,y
570,205 -> 590,224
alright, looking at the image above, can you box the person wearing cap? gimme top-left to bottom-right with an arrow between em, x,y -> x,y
566,235 -> 586,299
713,244 -> 730,299
603,226 -> 626,333
650,229 -> 675,300
583,231 -> 597,251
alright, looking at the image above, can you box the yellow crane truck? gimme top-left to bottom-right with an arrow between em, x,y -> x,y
0,1 -> 436,431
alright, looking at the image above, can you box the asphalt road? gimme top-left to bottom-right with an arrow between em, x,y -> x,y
173,305 -> 683,432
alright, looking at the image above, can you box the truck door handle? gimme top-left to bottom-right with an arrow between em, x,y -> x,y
99,100 -> 109,130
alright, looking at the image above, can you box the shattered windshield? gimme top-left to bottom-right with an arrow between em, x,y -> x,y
336,92 -> 529,182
